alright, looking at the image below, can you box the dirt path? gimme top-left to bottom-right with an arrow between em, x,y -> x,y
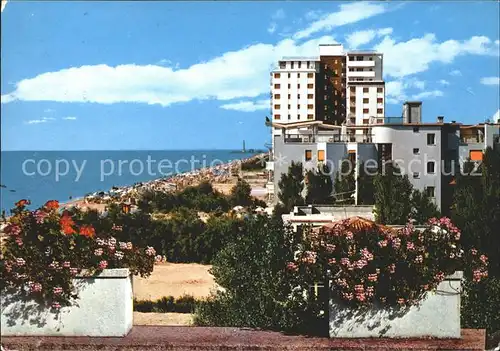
133,263 -> 216,300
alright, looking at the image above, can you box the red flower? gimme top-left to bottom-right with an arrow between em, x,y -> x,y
79,225 -> 95,238
44,200 -> 59,211
60,214 -> 76,235
15,199 -> 31,207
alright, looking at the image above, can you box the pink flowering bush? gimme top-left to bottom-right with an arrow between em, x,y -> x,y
286,217 -> 488,307
0,200 -> 158,311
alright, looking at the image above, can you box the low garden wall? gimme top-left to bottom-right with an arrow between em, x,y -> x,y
329,271 -> 463,338
1,268 -> 133,337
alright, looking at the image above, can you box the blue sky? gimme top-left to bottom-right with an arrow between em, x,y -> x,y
1,1 -> 499,151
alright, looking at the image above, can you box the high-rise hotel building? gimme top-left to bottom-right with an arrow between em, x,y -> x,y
270,44 -> 385,129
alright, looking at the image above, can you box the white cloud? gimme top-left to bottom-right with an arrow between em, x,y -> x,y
220,99 -> 269,112
385,78 -> 442,104
1,1 -> 7,13
495,40 -> 499,46
345,27 -> 393,49
24,117 -> 54,125
375,34 -> 498,78
480,76 -> 500,85
44,108 -> 55,113
293,2 -> 388,40
449,70 -> 462,77
63,116 -> 77,120
438,79 -> 450,86
1,35 -> 336,107
304,10 -> 322,21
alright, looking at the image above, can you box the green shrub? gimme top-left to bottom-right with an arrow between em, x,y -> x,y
134,295 -> 198,313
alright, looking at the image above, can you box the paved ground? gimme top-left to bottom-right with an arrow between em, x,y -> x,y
1,327 -> 485,350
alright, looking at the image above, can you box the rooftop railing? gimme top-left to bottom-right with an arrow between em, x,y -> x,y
284,134 -> 374,144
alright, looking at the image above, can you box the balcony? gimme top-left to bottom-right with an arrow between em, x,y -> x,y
347,71 -> 376,78
284,134 -> 373,144
347,60 -> 376,68
460,135 -> 485,144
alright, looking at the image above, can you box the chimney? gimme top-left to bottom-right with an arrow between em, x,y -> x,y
437,116 -> 444,123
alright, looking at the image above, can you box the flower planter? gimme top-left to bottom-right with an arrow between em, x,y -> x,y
329,271 -> 463,338
1,268 -> 133,337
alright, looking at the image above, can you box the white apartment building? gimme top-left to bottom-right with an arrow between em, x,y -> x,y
270,58 -> 319,124
345,52 -> 385,126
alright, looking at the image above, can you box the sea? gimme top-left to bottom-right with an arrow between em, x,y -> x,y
0,150 -> 260,213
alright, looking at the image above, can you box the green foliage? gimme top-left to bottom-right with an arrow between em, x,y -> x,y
194,215 -> 317,333
241,155 -> 268,171
461,277 -> 500,349
137,182 -> 230,213
229,179 -> 253,207
373,162 -> 413,224
134,295 -> 198,313
277,162 -> 305,212
333,159 -> 355,204
410,189 -> 440,225
357,162 -> 376,205
305,164 -> 333,204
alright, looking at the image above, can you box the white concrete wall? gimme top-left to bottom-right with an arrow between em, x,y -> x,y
1,269 -> 133,337
329,272 -> 462,338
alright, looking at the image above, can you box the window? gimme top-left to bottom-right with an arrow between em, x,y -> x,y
308,104 -> 313,109
307,61 -> 311,69
363,88 -> 369,93
324,106 -> 328,111
288,94 -> 291,99
377,98 -> 383,103
334,90 -> 338,96
274,84 -> 280,89
377,87 -> 383,93
274,104 -> 280,109
425,186 -> 435,198
307,73 -> 314,78
356,56 -> 363,61
297,73 -> 301,78
288,73 -> 291,78
324,95 -> 328,101
377,118 -> 384,124
297,104 -> 301,109
334,81 -> 338,86
334,59 -> 338,64
350,118 -> 356,124
298,114 -> 301,120
291,62 -> 294,69
324,85 -> 327,91
307,94 -> 314,99
350,107 -> 355,113
413,172 -> 420,179
298,61 -> 301,68
363,98 -> 369,103
318,150 -> 325,161
288,84 -> 291,89
363,108 -> 369,113
413,148 -> 420,155
307,114 -> 314,120
363,119 -> 369,124
274,114 -> 281,120
413,127 -> 420,133
297,94 -> 301,99
307,84 -> 314,89
427,133 -> 436,145
274,73 -> 280,78
274,94 -> 280,99
288,114 -> 291,120
350,87 -> 355,93
334,110 -> 338,115
287,104 -> 291,109
470,150 -> 483,161
305,150 -> 312,161
369,57 -> 373,61
377,108 -> 383,114
298,84 -> 301,88
279,62 -> 286,69
427,161 -> 435,174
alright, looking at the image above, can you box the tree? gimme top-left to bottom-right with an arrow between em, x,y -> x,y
357,161 -> 376,205
410,189 -> 440,225
277,162 -> 304,212
305,164 -> 333,204
229,179 -> 253,207
333,158 -> 355,204
373,162 -> 413,224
